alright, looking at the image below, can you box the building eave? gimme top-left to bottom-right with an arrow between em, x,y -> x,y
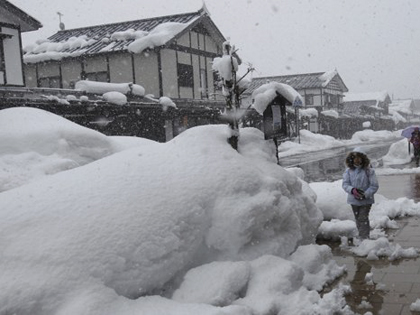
0,0 -> 42,32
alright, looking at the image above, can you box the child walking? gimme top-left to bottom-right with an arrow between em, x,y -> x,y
342,147 -> 379,240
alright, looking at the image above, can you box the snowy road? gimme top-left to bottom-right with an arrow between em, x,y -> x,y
280,139 -> 420,202
280,140 -> 396,182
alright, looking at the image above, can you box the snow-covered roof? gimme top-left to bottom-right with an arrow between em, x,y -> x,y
388,109 -> 407,123
23,8 -> 224,63
318,69 -> 338,87
389,99 -> 414,115
75,81 -> 145,96
244,70 -> 348,96
251,82 -> 303,115
321,109 -> 339,119
300,108 -> 318,118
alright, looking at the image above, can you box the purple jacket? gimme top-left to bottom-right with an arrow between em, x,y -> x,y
411,132 -> 420,148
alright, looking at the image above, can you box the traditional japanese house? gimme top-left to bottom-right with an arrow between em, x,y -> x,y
0,0 -> 42,86
23,6 -> 228,104
243,70 -> 348,110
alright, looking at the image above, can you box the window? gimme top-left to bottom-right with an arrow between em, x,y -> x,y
39,76 -> 60,88
305,94 -> 314,106
85,71 -> 108,82
178,63 -> 193,87
0,39 -> 4,84
0,39 -> 4,72
329,94 -> 338,104
200,68 -> 207,98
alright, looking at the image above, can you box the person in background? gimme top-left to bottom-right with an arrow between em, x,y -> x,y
342,147 -> 379,241
410,127 -> 420,167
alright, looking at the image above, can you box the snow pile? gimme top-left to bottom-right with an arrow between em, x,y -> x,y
300,107 -> 319,118
362,121 -> 371,128
251,81 -> 303,115
279,129 -> 345,157
212,41 -> 239,97
102,91 -> 127,105
27,36 -> 96,53
311,178 -> 420,261
311,179 -> 420,230
350,129 -> 401,143
351,237 -> 418,261
382,138 -> 411,165
319,69 -> 338,87
24,37 -> 96,63
110,29 -> 149,41
318,220 -> 357,240
24,20 -> 196,62
75,80 -> 145,96
0,107 -> 361,315
0,107 -> 117,191
212,54 -> 238,84
128,21 -> 194,54
173,247 -> 347,314
411,299 -> 420,312
42,94 -> 71,105
388,109 -> 407,124
321,109 -> 339,118
159,96 -> 177,110
3,106 -> 420,314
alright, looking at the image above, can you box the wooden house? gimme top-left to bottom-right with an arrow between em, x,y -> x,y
243,70 -> 348,133
343,91 -> 391,117
243,70 -> 348,111
23,7 -> 229,104
0,0 -> 42,86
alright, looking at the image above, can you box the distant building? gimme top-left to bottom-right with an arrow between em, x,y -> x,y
23,7 -> 231,103
388,98 -> 420,126
0,0 -> 42,86
243,70 -> 348,133
343,91 -> 391,117
243,70 -> 349,111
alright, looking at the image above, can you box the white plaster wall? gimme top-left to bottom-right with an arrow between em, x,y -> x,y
161,49 -> 178,98
61,60 -> 82,88
23,65 -> 36,87
84,56 -> 107,72
109,54 -> 133,83
134,52 -> 159,98
37,62 -> 59,78
2,27 -> 23,85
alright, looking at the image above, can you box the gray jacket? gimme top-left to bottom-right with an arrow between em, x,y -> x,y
342,166 -> 379,205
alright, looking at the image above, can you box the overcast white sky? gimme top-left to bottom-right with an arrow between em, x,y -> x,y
10,0 -> 420,100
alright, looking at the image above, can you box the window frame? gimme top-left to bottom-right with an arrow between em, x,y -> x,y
305,94 -> 314,106
177,63 -> 194,88
85,71 -> 108,82
38,76 -> 61,88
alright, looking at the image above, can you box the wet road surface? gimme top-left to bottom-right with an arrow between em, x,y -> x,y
320,216 -> 420,315
279,141 -> 394,183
